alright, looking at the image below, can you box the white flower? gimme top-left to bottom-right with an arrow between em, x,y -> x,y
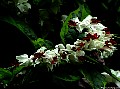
43,50 -> 57,63
66,44 -> 75,52
103,48 -> 114,57
42,49 -> 59,70
15,15 -> 117,71
17,3 -> 31,13
94,30 -> 105,37
44,50 -> 56,58
17,0 -> 31,13
88,39 -> 105,50
74,39 -> 85,45
16,54 -> 29,63
56,44 -> 74,55
90,23 -> 106,31
71,17 -> 80,23
66,44 -> 72,50
76,50 -> 85,57
68,52 -> 77,61
109,46 -> 117,51
75,15 -> 92,32
81,15 -> 92,26
102,51 -> 110,58
57,44 -> 65,49
16,54 -> 33,66
70,15 -> 93,33
100,46 -> 116,58
99,36 -> 111,42
76,24 -> 85,33
36,46 -> 47,53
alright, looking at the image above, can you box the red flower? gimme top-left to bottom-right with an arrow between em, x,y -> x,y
105,41 -> 110,46
34,52 -> 44,59
105,39 -> 117,46
92,33 -> 100,39
61,52 -> 67,59
91,18 -> 101,24
68,20 -> 77,26
83,33 -> 99,41
79,42 -> 85,47
110,39 -> 117,45
103,28 -> 110,34
32,52 -> 45,62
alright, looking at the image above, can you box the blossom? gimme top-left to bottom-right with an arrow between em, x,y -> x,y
76,50 -> 85,57
16,54 -> 33,66
88,39 -> 105,50
36,46 -> 47,53
15,15 -> 117,70
81,15 -> 93,26
16,0 -> 31,13
69,15 -> 92,32
43,50 -> 58,63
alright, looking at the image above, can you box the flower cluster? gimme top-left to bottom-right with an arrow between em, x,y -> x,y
16,0 -> 31,13
16,15 -> 117,70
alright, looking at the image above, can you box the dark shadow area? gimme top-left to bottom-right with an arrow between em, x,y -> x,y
0,20 -> 36,67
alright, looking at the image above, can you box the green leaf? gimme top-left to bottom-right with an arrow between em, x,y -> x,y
0,68 -> 13,87
0,68 -> 12,80
50,2 -> 60,14
85,55 -> 99,63
80,66 -> 107,89
85,55 -> 120,85
54,75 -> 80,82
32,38 -> 53,49
39,9 -> 49,20
78,33 -> 85,40
101,65 -> 120,83
101,3 -> 108,10
0,68 -> 12,87
2,80 -> 10,85
108,0 -> 112,3
50,0 -> 62,14
12,65 -> 25,76
60,4 -> 91,44
60,8 -> 80,44
0,16 -> 37,43
81,4 -> 91,20
117,6 -> 120,12
65,28 -> 78,44
33,0 -> 42,5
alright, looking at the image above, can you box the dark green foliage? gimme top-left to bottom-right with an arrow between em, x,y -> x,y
0,0 -> 120,88
81,66 -> 107,89
60,3 -> 91,44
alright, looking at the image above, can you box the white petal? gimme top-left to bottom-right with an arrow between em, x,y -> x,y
58,44 -> 65,49
37,46 -> 47,52
66,44 -> 71,50
76,50 -> 85,56
81,15 -> 92,26
24,3 -> 31,9
18,0 -> 28,4
17,3 -> 31,13
71,17 -> 80,23
16,54 -> 28,59
76,24 -> 84,32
